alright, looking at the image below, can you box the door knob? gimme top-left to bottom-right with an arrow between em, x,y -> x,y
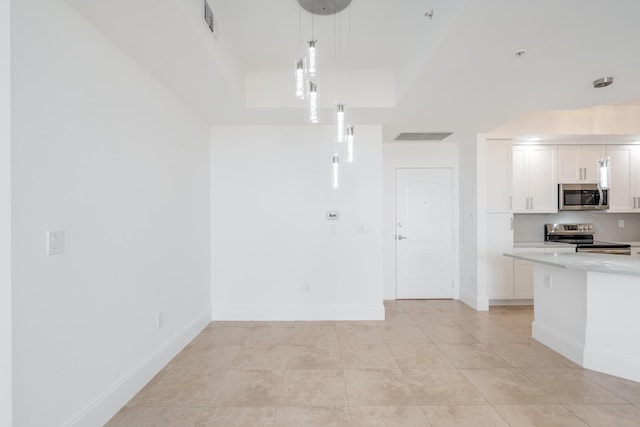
397,235 -> 408,240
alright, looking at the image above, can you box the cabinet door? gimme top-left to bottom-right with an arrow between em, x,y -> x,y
607,145 -> 635,212
632,148 -> 640,210
486,140 -> 513,213
557,145 -> 582,183
486,214 -> 514,300
513,259 -> 534,299
527,146 -> 557,213
581,145 -> 605,183
512,148 -> 528,212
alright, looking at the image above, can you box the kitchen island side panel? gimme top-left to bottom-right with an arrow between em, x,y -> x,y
584,272 -> 640,382
531,265 -> 588,365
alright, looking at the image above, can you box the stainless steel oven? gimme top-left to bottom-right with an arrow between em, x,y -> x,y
544,223 -> 630,255
558,183 -> 608,211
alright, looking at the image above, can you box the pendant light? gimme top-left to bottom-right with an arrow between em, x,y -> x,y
598,157 -> 610,190
593,76 -> 614,190
332,154 -> 340,188
307,40 -> 317,76
295,59 -> 306,99
308,81 -> 318,123
335,103 -> 345,142
346,126 -> 355,163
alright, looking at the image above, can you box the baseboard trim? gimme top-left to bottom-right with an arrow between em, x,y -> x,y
584,345 -> 640,383
212,303 -> 385,321
64,307 -> 211,427
489,299 -> 533,307
532,320 -> 584,366
459,295 -> 489,311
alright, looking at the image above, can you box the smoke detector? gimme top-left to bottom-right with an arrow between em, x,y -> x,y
593,77 -> 614,88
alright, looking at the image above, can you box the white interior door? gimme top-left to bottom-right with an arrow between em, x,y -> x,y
396,168 -> 453,299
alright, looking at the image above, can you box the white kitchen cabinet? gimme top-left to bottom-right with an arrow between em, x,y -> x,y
513,145 -> 558,213
557,145 -> 605,183
486,139 -> 513,213
606,145 -> 640,212
486,214 -> 514,300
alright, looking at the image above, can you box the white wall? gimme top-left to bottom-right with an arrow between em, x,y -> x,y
210,125 -> 384,320
459,135 -> 480,309
382,142 -> 460,300
12,1 -> 211,425
1,0 -> 12,424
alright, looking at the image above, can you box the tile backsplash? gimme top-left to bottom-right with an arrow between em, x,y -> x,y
514,212 -> 640,242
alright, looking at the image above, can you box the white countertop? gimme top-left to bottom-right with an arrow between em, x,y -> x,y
504,251 -> 640,276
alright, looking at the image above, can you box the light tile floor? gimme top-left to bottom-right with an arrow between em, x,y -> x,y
106,300 -> 640,426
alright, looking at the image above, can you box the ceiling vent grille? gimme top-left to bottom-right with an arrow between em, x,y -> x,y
203,1 -> 216,34
394,132 -> 453,142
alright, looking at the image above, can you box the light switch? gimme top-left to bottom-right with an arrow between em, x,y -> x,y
47,230 -> 64,255
619,219 -> 625,228
327,211 -> 340,220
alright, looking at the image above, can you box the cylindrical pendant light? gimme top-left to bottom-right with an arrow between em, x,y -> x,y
307,40 -> 317,76
336,103 -> 345,142
295,59 -> 305,99
346,125 -> 355,163
332,154 -> 340,188
308,81 -> 318,123
598,157 -> 610,190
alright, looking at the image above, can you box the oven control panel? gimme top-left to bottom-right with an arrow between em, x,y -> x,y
545,223 -> 593,235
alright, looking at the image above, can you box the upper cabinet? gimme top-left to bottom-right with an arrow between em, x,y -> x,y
512,145 -> 557,213
606,145 -> 640,212
557,145 -> 605,183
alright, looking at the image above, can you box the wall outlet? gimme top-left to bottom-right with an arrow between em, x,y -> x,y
543,274 -> 552,289
619,219 -> 625,228
46,230 -> 64,255
157,313 -> 165,328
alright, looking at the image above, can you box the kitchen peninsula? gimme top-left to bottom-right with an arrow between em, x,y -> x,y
505,251 -> 640,382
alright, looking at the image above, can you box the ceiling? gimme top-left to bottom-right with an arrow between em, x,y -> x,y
67,0 -> 640,142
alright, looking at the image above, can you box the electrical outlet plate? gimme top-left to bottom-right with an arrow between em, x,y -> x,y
47,230 -> 64,255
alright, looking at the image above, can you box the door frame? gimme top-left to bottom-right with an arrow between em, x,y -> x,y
393,166 -> 459,300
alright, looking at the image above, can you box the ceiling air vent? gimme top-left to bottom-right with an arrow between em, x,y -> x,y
203,1 -> 216,34
394,132 -> 453,142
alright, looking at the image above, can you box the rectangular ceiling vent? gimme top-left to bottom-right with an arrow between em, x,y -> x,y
394,132 -> 453,142
203,1 -> 216,35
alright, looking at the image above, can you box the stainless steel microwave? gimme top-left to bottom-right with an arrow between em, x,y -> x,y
558,183 -> 608,211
